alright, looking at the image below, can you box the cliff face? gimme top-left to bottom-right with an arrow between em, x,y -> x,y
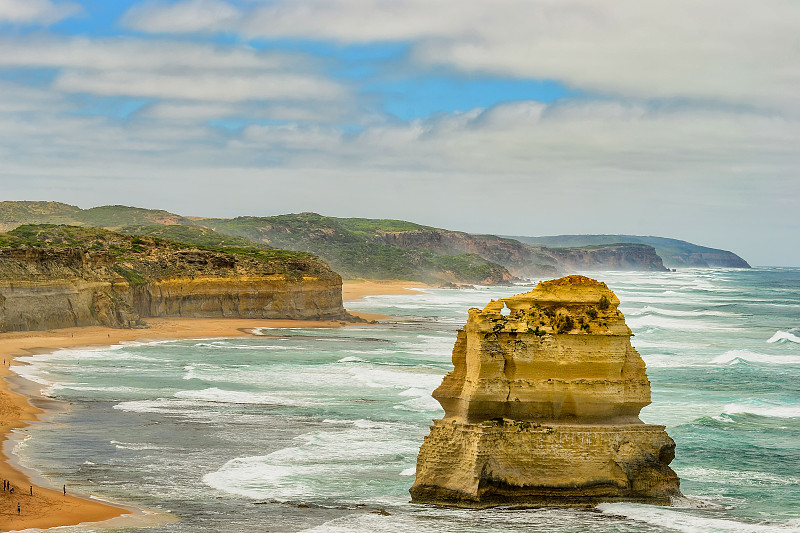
663,250 -> 750,268
545,244 -> 668,273
203,215 -> 515,285
512,234 -> 751,269
0,244 -> 346,332
410,275 -> 680,507
378,229 -> 668,277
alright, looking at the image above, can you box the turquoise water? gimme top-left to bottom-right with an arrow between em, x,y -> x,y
12,268 -> 800,532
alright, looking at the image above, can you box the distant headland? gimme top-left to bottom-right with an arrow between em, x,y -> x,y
0,202 -> 750,288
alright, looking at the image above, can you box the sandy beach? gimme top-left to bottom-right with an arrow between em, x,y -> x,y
342,279 -> 429,301
0,280 -> 428,531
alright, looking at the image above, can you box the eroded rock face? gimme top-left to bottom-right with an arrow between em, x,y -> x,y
410,275 -> 681,507
0,246 -> 347,331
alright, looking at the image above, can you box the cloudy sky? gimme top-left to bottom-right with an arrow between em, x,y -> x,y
1,0 -> 798,265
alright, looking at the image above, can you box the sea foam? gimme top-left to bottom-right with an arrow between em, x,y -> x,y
626,315 -> 732,332
711,350 -> 800,365
174,387 -> 324,407
677,466 -> 800,486
627,305 -> 737,318
722,402 -> 800,419
203,424 -> 421,502
597,503 -> 800,532
767,331 -> 800,344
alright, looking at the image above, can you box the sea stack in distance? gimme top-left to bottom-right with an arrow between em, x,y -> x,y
410,275 -> 681,507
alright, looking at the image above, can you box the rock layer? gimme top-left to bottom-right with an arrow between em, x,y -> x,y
0,245 -> 347,332
410,275 -> 680,507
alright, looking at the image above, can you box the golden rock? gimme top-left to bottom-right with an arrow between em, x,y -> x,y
410,275 -> 681,507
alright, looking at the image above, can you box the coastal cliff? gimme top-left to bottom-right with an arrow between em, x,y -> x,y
375,229 -> 668,277
512,234 -> 750,269
544,244 -> 668,273
0,203 -> 750,281
0,226 -> 347,332
410,275 -> 681,507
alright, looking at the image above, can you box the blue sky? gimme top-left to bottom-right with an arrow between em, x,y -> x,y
0,0 -> 798,265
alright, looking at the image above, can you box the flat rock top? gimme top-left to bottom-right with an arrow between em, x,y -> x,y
501,275 -> 620,308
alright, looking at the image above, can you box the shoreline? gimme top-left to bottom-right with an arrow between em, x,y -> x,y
0,280 -> 430,531
342,279 -> 430,301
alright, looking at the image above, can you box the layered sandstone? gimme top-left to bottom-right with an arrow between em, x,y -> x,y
0,242 -> 347,332
410,275 -> 680,507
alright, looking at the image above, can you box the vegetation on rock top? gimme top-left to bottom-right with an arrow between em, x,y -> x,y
0,202 -> 751,282
0,224 -> 335,281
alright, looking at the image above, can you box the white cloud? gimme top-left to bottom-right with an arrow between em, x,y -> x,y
2,1 -> 799,264
0,0 -> 79,25
120,0 -> 800,111
122,0 -> 242,34
1,90 -> 797,263
0,37 -> 304,71
0,37 -> 349,104
54,69 -> 346,102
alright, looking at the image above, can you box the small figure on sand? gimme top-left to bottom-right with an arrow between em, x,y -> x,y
30,485 -> 33,496
18,502 -> 21,514
63,484 -> 66,495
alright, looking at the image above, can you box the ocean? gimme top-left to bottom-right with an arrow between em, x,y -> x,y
11,268 -> 800,532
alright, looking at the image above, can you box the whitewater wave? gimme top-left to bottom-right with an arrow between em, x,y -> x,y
711,350 -> 800,365
767,331 -> 800,344
626,315 -> 732,332
597,502 -> 800,532
626,305 -> 737,318
393,393 -> 442,413
50,384 -> 153,394
202,425 -> 421,502
677,466 -> 800,486
174,387 -> 324,407
722,402 -> 800,418
337,356 -> 368,363
111,440 -> 169,451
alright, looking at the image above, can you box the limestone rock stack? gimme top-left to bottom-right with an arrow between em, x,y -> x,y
410,275 -> 680,507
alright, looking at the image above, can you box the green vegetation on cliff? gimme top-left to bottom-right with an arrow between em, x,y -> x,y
0,202 -> 752,281
200,213 -> 512,284
117,224 -> 270,250
0,224 -> 330,278
0,201 -> 191,229
0,201 -> 81,230
0,225 -> 348,332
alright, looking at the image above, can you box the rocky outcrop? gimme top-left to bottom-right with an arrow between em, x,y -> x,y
511,234 -> 751,269
663,250 -> 750,268
545,244 -> 668,273
0,245 -> 347,332
410,275 -> 680,507
377,229 -> 668,277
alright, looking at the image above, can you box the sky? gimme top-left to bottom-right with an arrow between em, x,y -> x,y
0,0 -> 798,266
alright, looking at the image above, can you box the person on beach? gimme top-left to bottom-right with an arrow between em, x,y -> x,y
30,485 -> 32,496
17,502 -> 20,514
63,484 -> 66,495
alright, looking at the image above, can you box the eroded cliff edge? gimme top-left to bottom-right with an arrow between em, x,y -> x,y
0,226 -> 348,332
410,275 -> 681,507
